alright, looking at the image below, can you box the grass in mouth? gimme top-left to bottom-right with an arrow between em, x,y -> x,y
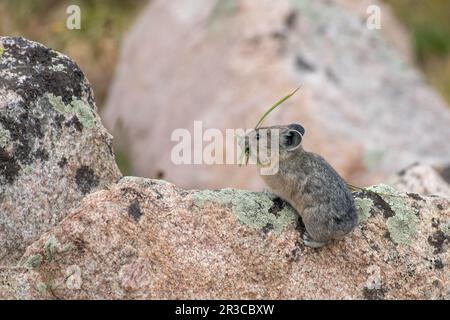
239,86 -> 301,166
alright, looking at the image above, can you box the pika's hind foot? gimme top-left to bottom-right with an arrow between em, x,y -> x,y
302,232 -> 327,248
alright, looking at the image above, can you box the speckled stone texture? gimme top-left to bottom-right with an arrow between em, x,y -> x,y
103,0 -> 450,190
390,163 -> 450,197
0,37 -> 121,265
1,177 -> 448,299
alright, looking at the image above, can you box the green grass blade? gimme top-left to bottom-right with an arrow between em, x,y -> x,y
346,182 -> 363,192
254,86 -> 301,129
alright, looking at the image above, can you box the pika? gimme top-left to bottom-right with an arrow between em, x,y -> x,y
244,124 -> 358,248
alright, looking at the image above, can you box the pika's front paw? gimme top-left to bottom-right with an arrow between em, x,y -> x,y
302,232 -> 327,248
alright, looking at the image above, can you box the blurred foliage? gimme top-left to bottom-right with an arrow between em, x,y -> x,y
383,0 -> 450,104
0,0 -> 147,107
115,147 -> 132,176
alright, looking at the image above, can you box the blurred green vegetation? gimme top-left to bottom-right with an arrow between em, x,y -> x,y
115,147 -> 132,176
0,0 -> 147,107
383,0 -> 450,104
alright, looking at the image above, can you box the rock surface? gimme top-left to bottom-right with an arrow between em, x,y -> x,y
103,0 -> 450,190
0,37 -> 121,265
1,177 -> 448,299
391,163 -> 450,197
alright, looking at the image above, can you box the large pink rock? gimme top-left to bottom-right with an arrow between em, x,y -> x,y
103,0 -> 450,190
1,177 -> 448,299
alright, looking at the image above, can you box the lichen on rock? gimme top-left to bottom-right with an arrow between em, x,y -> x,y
46,93 -> 97,129
71,99 -> 97,129
355,197 -> 374,223
192,188 -> 298,233
368,184 -> 420,245
0,128 -> 11,147
0,36 -> 121,266
1,177 -> 447,300
50,64 -> 65,72
440,222 -> 450,237
386,212 -> 419,246
25,254 -> 43,270
46,93 -> 70,114
44,235 -> 59,263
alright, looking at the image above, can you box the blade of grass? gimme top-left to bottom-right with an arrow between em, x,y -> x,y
346,182 -> 411,199
254,86 -> 301,129
238,147 -> 246,166
346,182 -> 363,192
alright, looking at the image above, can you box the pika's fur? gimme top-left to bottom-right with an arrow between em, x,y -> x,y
245,124 -> 358,247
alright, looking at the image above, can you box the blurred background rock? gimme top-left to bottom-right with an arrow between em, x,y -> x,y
1,0 -> 449,189
1,0 -> 448,107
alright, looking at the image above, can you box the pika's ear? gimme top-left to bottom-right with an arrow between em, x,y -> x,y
282,129 -> 303,151
288,124 -> 305,136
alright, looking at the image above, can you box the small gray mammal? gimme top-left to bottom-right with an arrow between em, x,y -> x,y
244,123 -> 358,247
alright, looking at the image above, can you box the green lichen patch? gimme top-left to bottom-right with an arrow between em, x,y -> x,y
25,254 -> 43,270
192,189 -> 298,233
46,93 -> 70,114
62,243 -> 75,253
22,165 -> 33,176
46,93 -> 96,129
35,282 -> 47,293
50,64 -> 65,72
0,128 -> 11,147
368,184 -> 419,245
44,235 -> 59,262
386,213 -> 419,245
440,221 -> 450,237
355,197 -> 374,223
0,44 -> 4,58
71,99 -> 96,129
